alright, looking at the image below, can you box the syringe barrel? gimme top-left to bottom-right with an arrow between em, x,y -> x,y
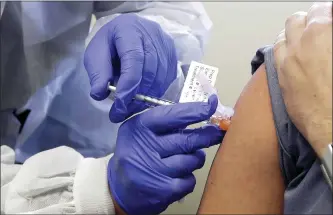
108,84 -> 174,107
109,84 -> 232,130
135,94 -> 175,106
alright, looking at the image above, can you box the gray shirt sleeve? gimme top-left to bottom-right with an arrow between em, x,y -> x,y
250,45 -> 332,214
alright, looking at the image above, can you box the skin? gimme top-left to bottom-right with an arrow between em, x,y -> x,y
112,195 -> 126,215
274,2 -> 332,158
198,65 -> 285,214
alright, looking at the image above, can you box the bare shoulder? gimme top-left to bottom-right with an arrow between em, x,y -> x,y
198,65 -> 284,214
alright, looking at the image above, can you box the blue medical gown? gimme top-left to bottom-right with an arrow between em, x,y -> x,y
0,1 -> 212,163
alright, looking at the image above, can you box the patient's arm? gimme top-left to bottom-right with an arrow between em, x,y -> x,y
198,65 -> 285,214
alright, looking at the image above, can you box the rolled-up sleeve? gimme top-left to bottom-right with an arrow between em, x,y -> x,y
1,146 -> 115,214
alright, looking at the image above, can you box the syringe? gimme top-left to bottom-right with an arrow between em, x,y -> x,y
108,85 -> 175,107
107,84 -> 232,131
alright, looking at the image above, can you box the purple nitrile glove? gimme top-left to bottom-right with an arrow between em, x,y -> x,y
108,95 -> 225,215
84,14 -> 177,123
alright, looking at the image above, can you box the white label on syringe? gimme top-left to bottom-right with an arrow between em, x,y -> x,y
179,61 -> 219,103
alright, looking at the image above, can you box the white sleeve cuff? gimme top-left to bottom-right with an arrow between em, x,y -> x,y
74,154 -> 115,214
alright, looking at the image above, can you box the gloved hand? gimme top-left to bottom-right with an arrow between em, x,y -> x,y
84,14 -> 178,123
108,95 -> 224,215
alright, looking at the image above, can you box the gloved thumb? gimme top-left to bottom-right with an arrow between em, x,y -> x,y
141,94 -> 218,133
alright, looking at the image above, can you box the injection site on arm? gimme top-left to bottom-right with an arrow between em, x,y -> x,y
198,65 -> 284,214
195,70 -> 234,130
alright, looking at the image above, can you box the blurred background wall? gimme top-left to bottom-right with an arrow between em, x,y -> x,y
163,2 -> 313,214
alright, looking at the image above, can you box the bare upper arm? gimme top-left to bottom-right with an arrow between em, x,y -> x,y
198,65 -> 285,214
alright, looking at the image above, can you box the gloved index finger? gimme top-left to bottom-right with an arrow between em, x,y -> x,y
109,31 -> 144,123
84,26 -> 114,101
157,125 -> 224,158
140,94 -> 218,134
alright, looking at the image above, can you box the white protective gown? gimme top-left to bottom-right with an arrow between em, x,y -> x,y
1,145 -> 114,214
